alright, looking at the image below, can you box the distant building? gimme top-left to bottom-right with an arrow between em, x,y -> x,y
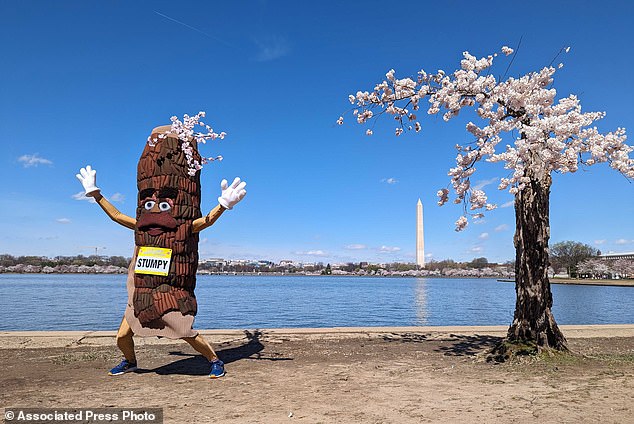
199,258 -> 226,267
599,252 -> 634,260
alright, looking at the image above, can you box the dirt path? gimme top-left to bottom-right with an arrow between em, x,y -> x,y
2,328 -> 634,423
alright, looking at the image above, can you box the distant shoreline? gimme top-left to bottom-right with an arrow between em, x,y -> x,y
0,271 -> 503,278
498,277 -> 634,287
2,272 -> 632,285
0,271 -> 512,279
551,277 -> 634,287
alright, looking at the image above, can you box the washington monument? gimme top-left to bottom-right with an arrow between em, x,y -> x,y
416,199 -> 425,268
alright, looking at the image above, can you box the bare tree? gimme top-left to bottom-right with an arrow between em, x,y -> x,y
550,241 -> 596,277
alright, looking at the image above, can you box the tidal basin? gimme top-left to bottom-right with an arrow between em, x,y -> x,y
1,274 -> 633,331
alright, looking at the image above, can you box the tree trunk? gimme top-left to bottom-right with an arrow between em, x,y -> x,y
506,172 -> 568,351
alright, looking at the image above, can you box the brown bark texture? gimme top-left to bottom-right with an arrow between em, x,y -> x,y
507,171 -> 568,350
133,134 -> 202,325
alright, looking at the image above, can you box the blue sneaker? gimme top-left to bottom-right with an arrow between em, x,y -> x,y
209,359 -> 225,378
108,359 -> 137,376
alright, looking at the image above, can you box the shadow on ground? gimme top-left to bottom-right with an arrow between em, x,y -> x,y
381,332 -> 501,357
381,333 -> 430,343
136,330 -> 292,376
435,334 -> 502,356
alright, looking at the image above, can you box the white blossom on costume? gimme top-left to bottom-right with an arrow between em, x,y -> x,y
147,111 -> 224,176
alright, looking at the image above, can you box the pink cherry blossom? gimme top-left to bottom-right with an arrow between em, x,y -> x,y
501,46 -> 514,56
455,216 -> 468,231
343,45 -> 634,230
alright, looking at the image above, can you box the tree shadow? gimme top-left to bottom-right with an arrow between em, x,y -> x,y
434,334 -> 502,357
381,332 -> 430,343
380,332 -> 502,357
136,329 -> 292,376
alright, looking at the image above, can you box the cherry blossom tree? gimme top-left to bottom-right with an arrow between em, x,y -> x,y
576,258 -> 610,279
611,259 -> 634,279
343,46 -> 634,354
574,257 -> 634,279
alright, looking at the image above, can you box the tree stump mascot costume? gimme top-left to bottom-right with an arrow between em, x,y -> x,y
76,123 -> 246,378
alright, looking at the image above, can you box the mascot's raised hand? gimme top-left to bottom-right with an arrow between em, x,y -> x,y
218,177 -> 247,210
76,165 -> 100,196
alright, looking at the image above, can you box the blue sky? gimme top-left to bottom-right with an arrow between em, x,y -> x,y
1,0 -> 632,264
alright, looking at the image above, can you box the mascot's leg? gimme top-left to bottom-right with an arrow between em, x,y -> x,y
182,334 -> 225,378
108,317 -> 138,376
182,334 -> 218,361
116,317 -> 136,363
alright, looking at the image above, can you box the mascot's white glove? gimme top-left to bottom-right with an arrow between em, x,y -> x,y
218,177 -> 247,210
76,165 -> 101,196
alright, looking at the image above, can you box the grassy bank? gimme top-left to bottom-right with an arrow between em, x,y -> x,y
550,277 -> 634,287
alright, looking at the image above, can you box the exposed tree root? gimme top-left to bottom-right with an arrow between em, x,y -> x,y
487,338 -> 570,363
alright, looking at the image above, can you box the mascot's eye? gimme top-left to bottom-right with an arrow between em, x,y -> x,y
144,200 -> 156,210
159,201 -> 171,212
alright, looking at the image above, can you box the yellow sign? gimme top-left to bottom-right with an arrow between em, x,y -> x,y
134,247 -> 172,276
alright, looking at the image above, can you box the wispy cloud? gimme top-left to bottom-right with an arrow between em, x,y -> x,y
479,232 -> 489,240
72,191 -> 96,204
473,177 -> 498,190
345,244 -> 367,250
295,250 -> 327,256
615,239 -> 632,245
18,154 -> 52,168
495,224 -> 509,232
381,177 -> 398,185
500,200 -> 514,208
379,245 -> 401,253
56,218 -> 71,224
254,35 -> 290,62
470,246 -> 484,253
594,239 -> 606,245
110,193 -> 125,203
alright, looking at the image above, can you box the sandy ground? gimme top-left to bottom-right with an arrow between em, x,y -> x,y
2,325 -> 634,424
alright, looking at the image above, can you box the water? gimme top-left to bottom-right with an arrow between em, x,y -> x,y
0,274 -> 632,331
